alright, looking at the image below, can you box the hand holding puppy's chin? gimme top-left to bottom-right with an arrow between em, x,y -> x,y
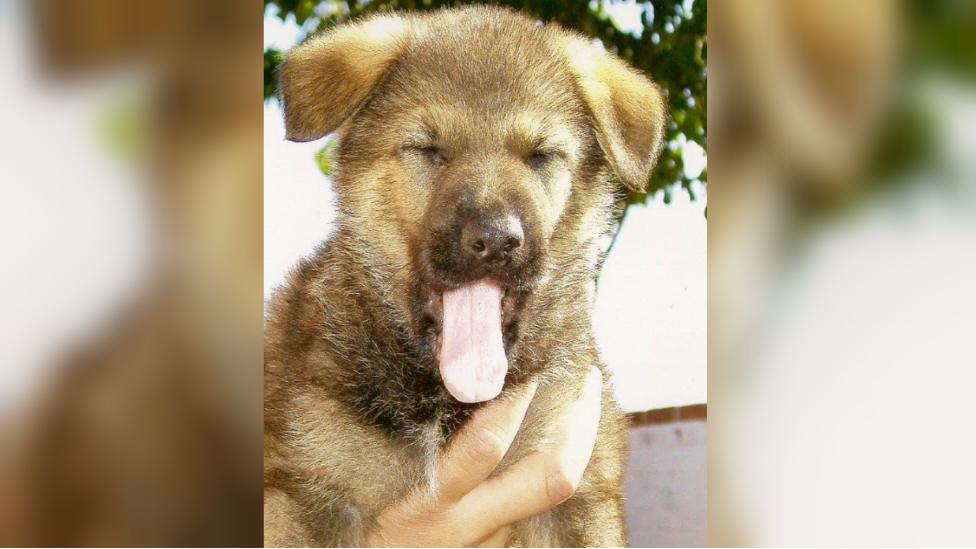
368,372 -> 602,548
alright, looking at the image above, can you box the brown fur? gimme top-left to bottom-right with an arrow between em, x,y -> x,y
265,6 -> 666,547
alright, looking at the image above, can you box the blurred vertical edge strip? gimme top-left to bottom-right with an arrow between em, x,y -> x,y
709,0 -> 976,545
1,0 -> 264,546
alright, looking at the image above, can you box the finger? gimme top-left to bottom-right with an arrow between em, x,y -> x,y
436,380 -> 538,503
454,367 -> 603,532
475,525 -> 511,547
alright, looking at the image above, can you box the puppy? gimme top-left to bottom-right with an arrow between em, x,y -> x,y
265,6 -> 666,546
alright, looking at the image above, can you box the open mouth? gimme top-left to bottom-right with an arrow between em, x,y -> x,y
421,279 -> 521,403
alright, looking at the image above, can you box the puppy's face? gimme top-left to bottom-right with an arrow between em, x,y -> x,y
279,8 -> 666,402
341,38 -> 591,375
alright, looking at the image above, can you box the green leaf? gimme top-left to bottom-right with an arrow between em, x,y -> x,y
315,139 -> 337,176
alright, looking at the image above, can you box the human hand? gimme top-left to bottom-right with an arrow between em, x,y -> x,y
367,367 -> 604,547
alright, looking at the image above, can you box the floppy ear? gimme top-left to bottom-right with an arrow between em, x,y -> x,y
278,15 -> 409,142
563,38 -> 668,192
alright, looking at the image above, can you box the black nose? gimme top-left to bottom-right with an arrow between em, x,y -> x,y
461,214 -> 523,264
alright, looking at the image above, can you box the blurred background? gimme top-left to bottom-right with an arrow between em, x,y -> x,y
263,0 -> 707,546
708,0 -> 976,545
0,0 -> 264,545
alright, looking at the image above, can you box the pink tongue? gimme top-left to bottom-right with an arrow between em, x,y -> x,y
438,280 -> 508,403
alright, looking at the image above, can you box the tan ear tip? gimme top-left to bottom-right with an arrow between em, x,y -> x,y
284,131 -> 314,143
624,175 -> 650,194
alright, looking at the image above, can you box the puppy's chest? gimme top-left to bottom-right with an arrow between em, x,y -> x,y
343,411 -> 547,503
330,435 -> 558,547
338,399 -> 557,508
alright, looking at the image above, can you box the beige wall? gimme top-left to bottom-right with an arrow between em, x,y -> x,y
624,419 -> 706,547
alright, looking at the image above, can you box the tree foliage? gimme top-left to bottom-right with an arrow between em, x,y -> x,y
263,0 -> 706,207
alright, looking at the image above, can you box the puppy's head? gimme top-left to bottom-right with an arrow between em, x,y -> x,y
279,7 -> 666,402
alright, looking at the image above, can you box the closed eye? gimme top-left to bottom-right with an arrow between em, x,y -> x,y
403,144 -> 448,166
525,149 -> 562,169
